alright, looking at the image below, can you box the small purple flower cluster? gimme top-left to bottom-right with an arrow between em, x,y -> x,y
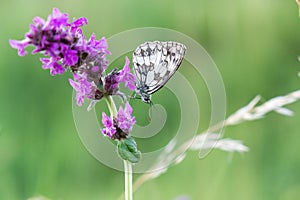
101,102 -> 136,140
69,56 -> 135,106
10,8 -> 136,140
10,8 -> 94,75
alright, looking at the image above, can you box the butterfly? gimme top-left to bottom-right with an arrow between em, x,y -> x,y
132,41 -> 186,104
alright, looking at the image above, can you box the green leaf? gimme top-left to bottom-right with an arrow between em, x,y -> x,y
124,136 -> 138,152
117,137 -> 141,163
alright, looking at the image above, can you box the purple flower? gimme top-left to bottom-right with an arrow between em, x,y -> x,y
70,18 -> 88,34
9,8 -> 136,109
74,57 -> 135,104
40,57 -> 66,75
45,7 -> 69,29
102,57 -> 136,96
69,73 -> 93,106
101,112 -> 116,138
62,47 -> 78,66
117,102 -> 136,133
87,34 -> 111,57
117,57 -> 136,91
9,39 -> 30,56
9,7 -> 109,79
9,8 -> 78,74
104,68 -> 120,95
101,102 -> 136,140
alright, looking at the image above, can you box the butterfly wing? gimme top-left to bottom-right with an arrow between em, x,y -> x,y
132,41 -> 186,96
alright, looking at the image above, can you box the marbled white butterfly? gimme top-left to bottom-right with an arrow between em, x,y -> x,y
132,41 -> 186,104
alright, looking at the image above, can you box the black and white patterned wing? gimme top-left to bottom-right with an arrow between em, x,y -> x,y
133,41 -> 186,95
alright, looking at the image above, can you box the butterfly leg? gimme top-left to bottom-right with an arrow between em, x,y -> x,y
116,91 -> 128,102
129,91 -> 141,100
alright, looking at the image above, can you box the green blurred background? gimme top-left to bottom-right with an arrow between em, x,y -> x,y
1,0 -> 300,199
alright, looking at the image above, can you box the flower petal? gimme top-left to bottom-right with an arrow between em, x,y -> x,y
9,39 -> 30,56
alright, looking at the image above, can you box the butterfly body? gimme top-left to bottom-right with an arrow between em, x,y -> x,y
132,41 -> 186,103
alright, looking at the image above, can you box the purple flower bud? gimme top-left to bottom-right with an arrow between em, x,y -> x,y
104,68 -> 120,95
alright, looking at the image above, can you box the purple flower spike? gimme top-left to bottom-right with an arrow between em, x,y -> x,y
10,8 -> 132,109
9,7 -> 99,77
101,112 -> 116,137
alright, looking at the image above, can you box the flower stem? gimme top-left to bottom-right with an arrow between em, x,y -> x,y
124,160 -> 133,200
105,95 -> 133,200
105,95 -> 118,117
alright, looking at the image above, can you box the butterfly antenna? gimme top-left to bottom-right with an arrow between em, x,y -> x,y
129,91 -> 137,99
151,101 -> 165,125
148,100 -> 165,124
148,101 -> 154,122
116,91 -> 127,103
129,91 -> 141,102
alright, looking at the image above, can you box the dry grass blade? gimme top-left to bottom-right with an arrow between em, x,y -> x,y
118,89 -> 300,199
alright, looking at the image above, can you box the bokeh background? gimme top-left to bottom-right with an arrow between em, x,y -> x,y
1,0 -> 300,200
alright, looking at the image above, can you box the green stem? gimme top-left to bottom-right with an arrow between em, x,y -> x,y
124,160 -> 133,200
105,95 -> 118,117
105,95 -> 133,200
